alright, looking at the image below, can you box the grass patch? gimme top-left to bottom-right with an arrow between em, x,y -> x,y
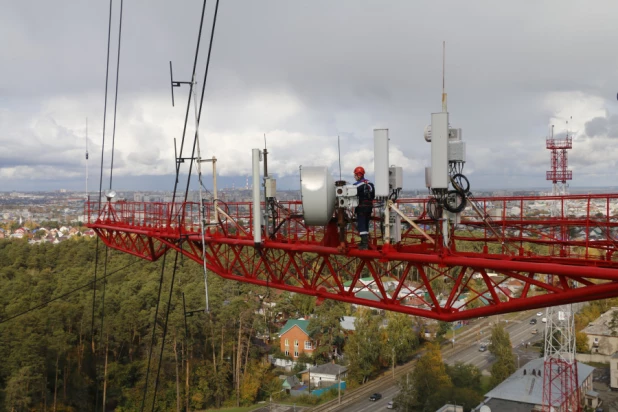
585,361 -> 609,369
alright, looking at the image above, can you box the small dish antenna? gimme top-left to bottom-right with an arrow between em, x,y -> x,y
105,190 -> 117,201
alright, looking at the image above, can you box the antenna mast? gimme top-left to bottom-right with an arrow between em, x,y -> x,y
85,118 -> 89,200
442,41 -> 447,113
546,121 -> 573,199
337,135 -> 342,181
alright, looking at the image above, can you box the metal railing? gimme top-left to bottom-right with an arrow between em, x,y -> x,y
86,193 -> 618,263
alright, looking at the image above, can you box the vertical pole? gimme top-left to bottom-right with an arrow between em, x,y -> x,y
392,346 -> 395,378
192,75 -> 210,313
263,147 -> 269,236
384,204 -> 391,245
212,157 -> 218,222
338,373 -> 341,404
85,117 -> 89,199
442,41 -> 447,113
252,149 -> 262,245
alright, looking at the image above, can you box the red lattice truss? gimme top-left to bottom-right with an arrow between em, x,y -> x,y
86,193 -> 618,321
543,358 -> 580,412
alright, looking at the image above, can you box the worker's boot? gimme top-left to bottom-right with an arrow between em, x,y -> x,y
359,234 -> 369,250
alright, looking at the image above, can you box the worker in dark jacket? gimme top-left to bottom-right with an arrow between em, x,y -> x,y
353,166 -> 374,250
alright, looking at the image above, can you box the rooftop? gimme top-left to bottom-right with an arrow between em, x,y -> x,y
279,319 -> 310,336
482,358 -> 594,407
301,363 -> 347,376
436,405 -> 463,412
340,316 -> 356,331
582,307 -> 618,336
342,277 -> 374,288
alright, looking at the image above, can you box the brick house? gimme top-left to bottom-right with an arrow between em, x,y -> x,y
279,319 -> 315,359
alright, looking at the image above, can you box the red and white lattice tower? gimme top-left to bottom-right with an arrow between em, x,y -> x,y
546,124 -> 573,256
542,123 -> 580,412
542,306 -> 580,412
546,124 -> 573,209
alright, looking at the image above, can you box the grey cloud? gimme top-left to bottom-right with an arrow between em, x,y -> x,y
584,115 -> 618,139
585,117 -> 608,137
609,117 -> 618,139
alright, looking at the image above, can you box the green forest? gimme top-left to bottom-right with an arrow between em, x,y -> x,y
3,236 -> 604,411
0,238 -> 427,411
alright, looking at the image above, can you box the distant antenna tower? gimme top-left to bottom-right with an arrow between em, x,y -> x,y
546,120 -> 573,250
546,120 -> 573,203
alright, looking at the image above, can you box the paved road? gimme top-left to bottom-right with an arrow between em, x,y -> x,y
446,311 -> 544,372
335,384 -> 399,412
334,310 -> 544,412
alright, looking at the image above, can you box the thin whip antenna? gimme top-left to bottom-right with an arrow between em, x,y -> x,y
442,41 -> 447,112
337,135 -> 342,181
86,118 -> 89,199
264,133 -> 267,150
568,115 -> 572,137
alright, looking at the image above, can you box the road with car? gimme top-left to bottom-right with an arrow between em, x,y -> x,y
331,309 -> 545,412
445,310 -> 544,371
340,385 -> 400,412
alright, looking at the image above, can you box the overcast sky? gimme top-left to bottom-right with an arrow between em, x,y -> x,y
2,1 -> 618,193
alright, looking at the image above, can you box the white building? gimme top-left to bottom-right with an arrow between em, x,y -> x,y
582,307 -> 618,355
474,358 -> 596,412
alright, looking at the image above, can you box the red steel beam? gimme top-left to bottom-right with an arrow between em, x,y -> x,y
86,195 -> 618,321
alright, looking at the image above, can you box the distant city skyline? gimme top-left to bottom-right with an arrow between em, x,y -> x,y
1,172 -> 617,195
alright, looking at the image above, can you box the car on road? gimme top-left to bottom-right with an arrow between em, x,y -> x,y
530,318 -> 537,324
369,393 -> 382,401
531,328 -> 538,334
537,311 -> 543,316
387,400 -> 395,409
479,344 -> 487,352
542,317 -> 547,323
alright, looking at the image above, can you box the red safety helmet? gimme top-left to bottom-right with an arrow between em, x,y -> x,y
353,166 -> 365,176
